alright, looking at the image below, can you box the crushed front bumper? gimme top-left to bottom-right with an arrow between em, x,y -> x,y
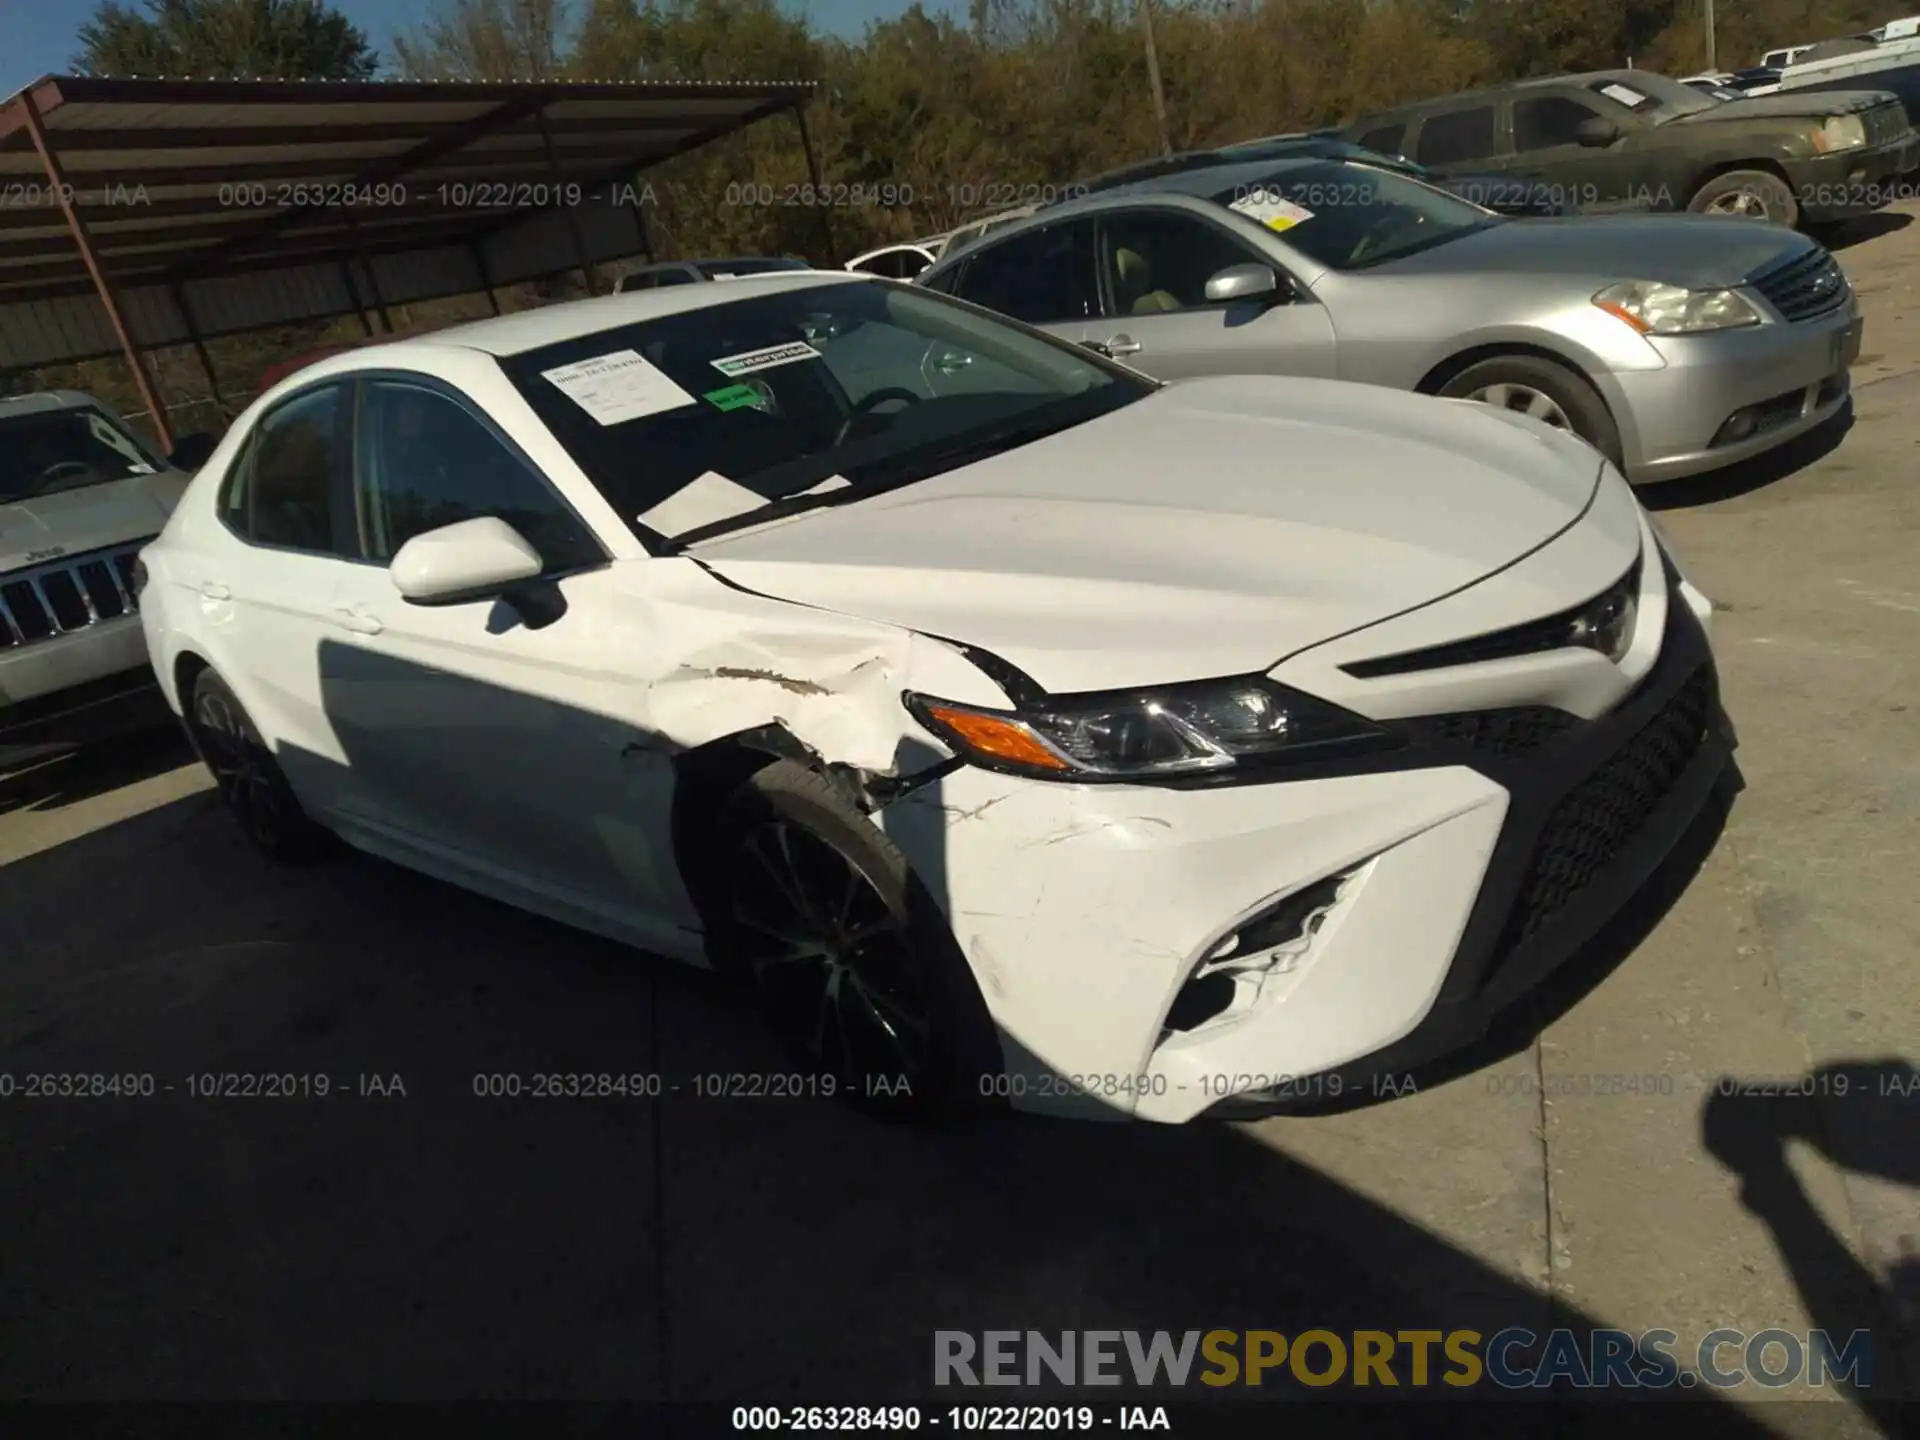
877,569 -> 1734,1124
1207,596 -> 1735,1118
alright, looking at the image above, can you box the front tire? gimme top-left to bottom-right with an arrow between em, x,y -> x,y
1437,354 -> 1625,470
705,760 -> 1002,1122
1688,169 -> 1800,229
186,669 -> 334,864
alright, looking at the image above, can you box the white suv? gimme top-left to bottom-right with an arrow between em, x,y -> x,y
0,391 -> 208,758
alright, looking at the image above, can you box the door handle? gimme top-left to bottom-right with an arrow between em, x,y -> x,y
1103,335 -> 1143,356
932,349 -> 973,374
329,604 -> 384,636
199,581 -> 231,600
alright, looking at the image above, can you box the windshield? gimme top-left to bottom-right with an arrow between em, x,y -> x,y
1214,160 -> 1499,271
498,278 -> 1151,549
0,405 -> 164,504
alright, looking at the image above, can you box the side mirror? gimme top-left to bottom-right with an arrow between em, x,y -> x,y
390,516 -> 544,607
1576,117 -> 1622,147
167,432 -> 218,471
1204,262 -> 1283,304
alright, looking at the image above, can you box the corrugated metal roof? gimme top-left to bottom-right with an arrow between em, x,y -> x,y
0,73 -> 815,317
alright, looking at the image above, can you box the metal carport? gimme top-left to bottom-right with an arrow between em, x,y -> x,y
0,74 -> 824,452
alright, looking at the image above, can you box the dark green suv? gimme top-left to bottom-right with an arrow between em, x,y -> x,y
1343,68 -> 1918,231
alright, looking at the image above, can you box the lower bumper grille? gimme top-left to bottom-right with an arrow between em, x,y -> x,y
1416,706 -> 1576,759
1500,665 -> 1716,949
0,543 -> 146,649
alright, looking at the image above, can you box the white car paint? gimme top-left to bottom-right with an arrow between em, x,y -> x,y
139,273 -> 1729,1122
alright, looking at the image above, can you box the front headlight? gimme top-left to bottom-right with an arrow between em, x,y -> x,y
1594,279 -> 1761,335
904,678 -> 1392,781
1812,114 -> 1868,151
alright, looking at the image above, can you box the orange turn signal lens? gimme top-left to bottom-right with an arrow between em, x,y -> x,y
1595,300 -> 1651,333
924,704 -> 1072,771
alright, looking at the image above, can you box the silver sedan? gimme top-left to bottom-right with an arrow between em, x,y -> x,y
916,156 -> 1862,482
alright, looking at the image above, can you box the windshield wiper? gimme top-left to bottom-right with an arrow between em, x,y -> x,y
659,408 -> 1097,553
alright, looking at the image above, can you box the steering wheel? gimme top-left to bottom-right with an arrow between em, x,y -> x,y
31,460 -> 96,492
832,387 -> 922,447
1348,211 -> 1427,267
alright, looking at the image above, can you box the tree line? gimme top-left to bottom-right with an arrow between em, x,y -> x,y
77,0 -> 1914,261
27,0 -> 1907,426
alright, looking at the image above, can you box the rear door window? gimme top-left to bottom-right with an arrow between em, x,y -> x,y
1357,122 -> 1408,156
1415,106 -> 1499,166
950,221 -> 1099,324
1513,95 -> 1606,151
237,383 -> 358,556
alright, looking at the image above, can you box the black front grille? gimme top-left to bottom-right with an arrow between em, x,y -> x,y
1417,706 -> 1577,759
1866,101 -> 1908,148
1500,666 -> 1716,948
1750,247 -> 1849,321
0,540 -> 147,650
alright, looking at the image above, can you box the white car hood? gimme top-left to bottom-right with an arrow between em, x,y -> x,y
0,471 -> 187,573
695,376 -> 1607,694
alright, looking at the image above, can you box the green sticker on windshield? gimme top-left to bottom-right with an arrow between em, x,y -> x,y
705,383 -> 765,412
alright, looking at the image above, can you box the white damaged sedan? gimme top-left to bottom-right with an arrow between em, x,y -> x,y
137,271 -> 1738,1123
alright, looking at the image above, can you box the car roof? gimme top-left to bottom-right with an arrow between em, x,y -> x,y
919,156 -> 1388,275
374,270 -> 872,359
1357,67 -> 1676,117
627,256 -> 807,270
0,389 -> 98,416
1073,154 -> 1380,205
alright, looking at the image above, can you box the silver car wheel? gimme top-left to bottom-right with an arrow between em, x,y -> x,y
1705,189 -> 1770,219
1465,382 -> 1574,432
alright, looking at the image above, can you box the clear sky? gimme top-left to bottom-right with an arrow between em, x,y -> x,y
0,0 -> 956,99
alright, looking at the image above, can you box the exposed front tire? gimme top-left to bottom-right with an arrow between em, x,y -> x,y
1437,354 -> 1625,471
186,669 -> 335,864
704,759 -> 1003,1122
1688,169 -> 1800,229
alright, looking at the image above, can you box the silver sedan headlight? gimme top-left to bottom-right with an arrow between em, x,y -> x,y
1594,279 -> 1762,335
905,678 -> 1390,780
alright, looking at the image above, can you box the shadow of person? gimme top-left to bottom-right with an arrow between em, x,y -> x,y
1702,1060 -> 1920,1430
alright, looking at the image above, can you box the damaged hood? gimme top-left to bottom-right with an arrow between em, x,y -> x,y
694,375 -> 1608,694
0,470 -> 187,573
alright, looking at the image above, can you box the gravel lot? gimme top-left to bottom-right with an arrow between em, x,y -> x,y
3,208 -> 1916,1433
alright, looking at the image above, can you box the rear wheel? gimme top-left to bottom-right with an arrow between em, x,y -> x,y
704,760 -> 1002,1122
187,670 -> 334,863
1437,354 -> 1625,470
1688,169 -> 1800,229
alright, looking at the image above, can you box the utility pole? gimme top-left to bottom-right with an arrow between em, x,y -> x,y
1138,0 -> 1174,157
1705,0 -> 1717,71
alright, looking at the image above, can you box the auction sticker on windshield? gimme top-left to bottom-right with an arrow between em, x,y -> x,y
543,350 -> 697,426
1229,190 -> 1315,232
704,382 -> 769,412
711,341 -> 822,378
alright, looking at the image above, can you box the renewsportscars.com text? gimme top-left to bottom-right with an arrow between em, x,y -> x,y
934,1328 -> 1873,1391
